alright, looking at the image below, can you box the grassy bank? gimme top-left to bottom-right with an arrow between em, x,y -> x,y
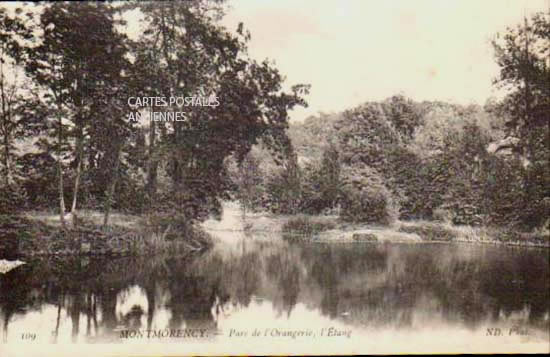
280,215 -> 550,247
0,211 -> 214,257
398,221 -> 550,247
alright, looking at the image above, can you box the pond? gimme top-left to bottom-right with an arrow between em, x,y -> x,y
0,228 -> 548,354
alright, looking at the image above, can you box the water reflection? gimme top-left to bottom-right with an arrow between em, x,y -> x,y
0,238 -> 548,345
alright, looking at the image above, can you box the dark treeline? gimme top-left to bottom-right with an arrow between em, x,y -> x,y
232,11 -> 549,233
0,1 -> 308,228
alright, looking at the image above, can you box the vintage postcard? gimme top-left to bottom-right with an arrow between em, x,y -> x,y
0,0 -> 549,356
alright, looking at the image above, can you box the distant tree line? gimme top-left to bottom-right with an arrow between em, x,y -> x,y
234,12 -> 548,232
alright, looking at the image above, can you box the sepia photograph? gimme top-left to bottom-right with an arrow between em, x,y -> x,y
0,0 -> 549,355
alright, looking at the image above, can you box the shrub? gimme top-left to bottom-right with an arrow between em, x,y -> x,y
265,153 -> 302,215
432,207 -> 453,223
0,184 -> 27,215
480,155 -> 526,228
398,223 -> 457,241
339,166 -> 398,225
282,216 -> 336,243
138,212 -> 213,250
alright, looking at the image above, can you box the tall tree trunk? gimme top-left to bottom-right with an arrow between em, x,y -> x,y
0,65 -> 13,188
173,121 -> 182,187
146,115 -> 158,198
3,132 -> 11,187
57,111 -> 66,229
71,132 -> 84,227
103,146 -> 121,227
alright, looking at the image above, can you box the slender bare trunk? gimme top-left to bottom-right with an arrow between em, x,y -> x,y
58,111 -> 66,229
3,133 -> 11,187
71,132 -> 84,227
0,63 -> 13,187
58,160 -> 66,227
103,147 -> 121,227
146,115 -> 157,197
173,123 -> 182,187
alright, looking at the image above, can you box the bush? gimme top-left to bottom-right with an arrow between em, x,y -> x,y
339,166 -> 398,225
340,185 -> 396,225
18,153 -> 64,209
480,155 -> 526,228
432,207 -> 453,223
398,223 -> 457,241
282,216 -> 336,242
0,184 -> 27,215
265,154 -> 302,215
138,212 -> 213,249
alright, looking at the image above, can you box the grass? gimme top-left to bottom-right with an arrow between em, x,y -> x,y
1,209 -> 213,256
398,220 -> 549,247
23,209 -> 140,229
275,213 -> 549,247
398,222 -> 457,241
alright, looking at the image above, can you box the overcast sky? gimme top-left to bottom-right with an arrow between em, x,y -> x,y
3,1 -> 547,121
221,0 -> 548,121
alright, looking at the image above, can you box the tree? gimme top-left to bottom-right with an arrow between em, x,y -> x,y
5,1 -> 307,227
0,6 -> 32,190
300,142 -> 341,214
266,149 -> 302,214
234,151 -> 263,219
0,39 -> 19,188
318,142 -> 341,210
129,1 -> 308,220
339,164 -> 396,225
492,12 -> 550,229
336,102 -> 400,170
492,13 -> 549,143
24,3 -> 133,227
382,95 -> 423,141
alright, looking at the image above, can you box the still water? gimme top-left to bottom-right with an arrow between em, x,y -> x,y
0,229 -> 549,353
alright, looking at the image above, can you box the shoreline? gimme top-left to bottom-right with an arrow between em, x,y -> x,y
1,206 -> 548,258
254,211 -> 550,248
308,238 -> 550,249
0,212 -> 213,258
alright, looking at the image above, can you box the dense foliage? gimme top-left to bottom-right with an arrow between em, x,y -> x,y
0,2 -> 307,226
273,81 -> 547,230
246,12 -> 548,231
0,4 -> 547,234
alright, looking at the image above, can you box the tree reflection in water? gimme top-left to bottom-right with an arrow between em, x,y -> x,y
0,241 -> 548,343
